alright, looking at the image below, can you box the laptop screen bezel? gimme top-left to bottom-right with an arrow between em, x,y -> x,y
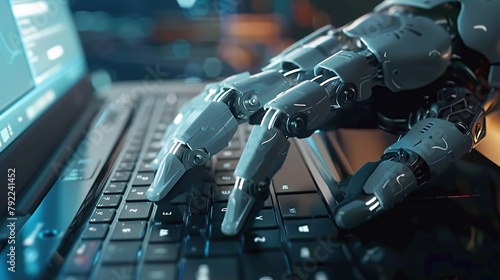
0,75 -> 98,219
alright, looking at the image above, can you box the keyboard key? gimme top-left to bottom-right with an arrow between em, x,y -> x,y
102,242 -> 141,264
132,172 -> 155,186
119,202 -> 152,220
283,218 -> 338,240
145,244 -> 179,262
242,252 -> 289,280
89,209 -> 115,223
252,209 -> 277,229
154,204 -> 185,224
127,143 -> 142,153
263,196 -> 273,208
126,187 -> 149,201
184,236 -> 207,257
96,195 -> 122,208
277,193 -> 328,219
152,132 -> 163,141
140,264 -> 177,280
185,215 -> 207,236
66,241 -> 101,274
82,224 -> 109,240
148,140 -> 164,151
111,221 -> 147,240
110,171 -> 132,182
215,160 -> 238,171
138,162 -> 154,172
143,151 -> 159,162
288,241 -> 347,264
95,265 -> 135,280
190,182 -> 214,198
208,241 -> 240,256
129,137 -> 143,147
273,144 -> 317,194
290,265 -> 358,280
122,152 -> 139,163
150,224 -> 182,243
211,203 -> 228,221
214,172 -> 236,185
117,162 -> 135,172
156,122 -> 169,131
104,182 -> 126,194
213,186 -> 233,202
210,222 -> 238,241
188,197 -> 209,215
170,192 -> 188,204
181,258 -> 239,280
217,149 -> 242,160
243,230 -> 281,252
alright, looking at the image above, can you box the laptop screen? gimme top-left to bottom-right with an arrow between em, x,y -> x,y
0,0 -> 86,154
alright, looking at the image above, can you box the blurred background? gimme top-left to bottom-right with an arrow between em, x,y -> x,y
69,0 -> 381,86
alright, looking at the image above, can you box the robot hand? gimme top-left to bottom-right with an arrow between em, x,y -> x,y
148,24 -> 341,202
146,70 -> 293,201
148,0 -> 498,238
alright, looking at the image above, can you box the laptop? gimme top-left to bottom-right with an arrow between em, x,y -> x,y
2,0 -> 500,279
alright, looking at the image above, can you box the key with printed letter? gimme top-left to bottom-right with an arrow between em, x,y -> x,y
132,172 -> 155,186
89,209 -> 115,223
243,230 -> 281,252
154,204 -> 185,224
97,195 -> 121,208
111,221 -> 147,240
119,202 -> 152,220
126,187 -> 149,201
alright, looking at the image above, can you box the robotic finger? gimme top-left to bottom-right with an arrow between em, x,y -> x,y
222,80 -> 335,236
149,74 -> 251,170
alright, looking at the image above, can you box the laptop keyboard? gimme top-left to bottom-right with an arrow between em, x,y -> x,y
61,94 -> 362,280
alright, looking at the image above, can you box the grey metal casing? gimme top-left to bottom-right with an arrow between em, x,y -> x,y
233,126 -> 290,184
344,12 -> 452,92
457,1 -> 500,64
385,118 -> 473,176
315,50 -> 378,101
147,153 -> 186,201
265,81 -> 333,133
362,160 -> 418,207
278,35 -> 342,75
375,0 -> 454,10
376,0 -> 500,63
228,70 -> 290,118
172,101 -> 238,156
151,82 -> 221,169
219,72 -> 252,90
